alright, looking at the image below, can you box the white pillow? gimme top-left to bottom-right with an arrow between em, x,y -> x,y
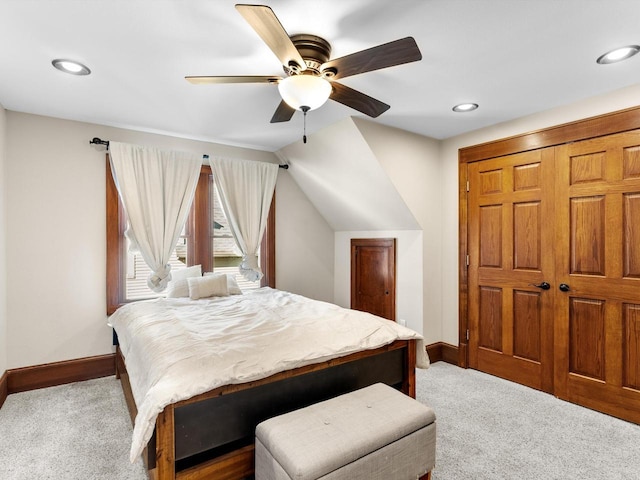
166,265 -> 202,298
187,274 -> 229,300
172,264 -> 202,282
204,272 -> 243,295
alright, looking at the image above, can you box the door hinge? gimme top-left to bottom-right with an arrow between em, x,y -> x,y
466,329 -> 470,341
466,180 -> 470,192
466,254 -> 470,266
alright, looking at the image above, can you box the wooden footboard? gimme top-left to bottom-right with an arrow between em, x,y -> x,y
117,339 -> 416,480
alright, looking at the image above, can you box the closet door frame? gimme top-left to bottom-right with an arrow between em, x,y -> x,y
458,106 -> 640,368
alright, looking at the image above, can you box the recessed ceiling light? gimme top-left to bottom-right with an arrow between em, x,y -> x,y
596,45 -> 640,64
51,59 -> 91,75
452,103 -> 478,112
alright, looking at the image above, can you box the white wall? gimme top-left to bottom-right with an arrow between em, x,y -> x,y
277,118 -> 419,232
278,117 -> 441,342
353,119 -> 441,343
4,111 -> 293,369
275,171 -> 334,302
8,86 -> 639,370
0,104 -> 6,375
334,230 -> 424,336
440,83 -> 640,345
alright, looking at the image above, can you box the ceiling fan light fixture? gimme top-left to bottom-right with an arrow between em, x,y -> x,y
452,103 -> 478,112
278,75 -> 332,111
596,45 -> 640,64
51,59 -> 91,75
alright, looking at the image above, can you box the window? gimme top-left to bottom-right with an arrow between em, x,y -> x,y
106,158 -> 275,314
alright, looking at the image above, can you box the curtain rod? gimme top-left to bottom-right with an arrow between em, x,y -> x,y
89,137 -> 289,169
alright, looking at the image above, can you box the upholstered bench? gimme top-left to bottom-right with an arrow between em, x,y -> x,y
255,383 -> 436,480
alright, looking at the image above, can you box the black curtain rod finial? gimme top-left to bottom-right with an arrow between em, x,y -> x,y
90,137 -> 110,148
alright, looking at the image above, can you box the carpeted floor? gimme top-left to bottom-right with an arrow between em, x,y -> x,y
0,376 -> 147,479
1,362 -> 639,479
417,363 -> 640,480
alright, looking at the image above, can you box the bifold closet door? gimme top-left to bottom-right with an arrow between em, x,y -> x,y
467,148 -> 556,393
554,130 -> 640,424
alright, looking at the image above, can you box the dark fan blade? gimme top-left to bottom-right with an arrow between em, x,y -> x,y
236,4 -> 306,71
330,82 -> 390,118
270,100 -> 296,123
322,37 -> 421,80
185,75 -> 281,85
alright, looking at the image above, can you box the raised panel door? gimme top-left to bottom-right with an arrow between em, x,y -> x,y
555,130 -> 640,423
351,238 -> 396,321
468,148 -> 555,393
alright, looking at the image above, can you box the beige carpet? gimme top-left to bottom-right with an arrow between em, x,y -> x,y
1,363 -> 639,479
417,363 -> 640,479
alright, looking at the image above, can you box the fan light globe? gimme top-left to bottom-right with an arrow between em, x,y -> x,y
278,75 -> 332,111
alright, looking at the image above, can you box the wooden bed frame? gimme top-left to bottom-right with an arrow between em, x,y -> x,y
116,339 -> 416,480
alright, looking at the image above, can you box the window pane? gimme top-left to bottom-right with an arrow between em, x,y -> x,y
210,177 -> 261,291
124,225 -> 189,301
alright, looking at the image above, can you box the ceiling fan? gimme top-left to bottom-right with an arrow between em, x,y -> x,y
186,4 -> 423,125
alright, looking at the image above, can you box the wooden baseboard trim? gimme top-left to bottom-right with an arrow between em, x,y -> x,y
7,353 -> 116,394
426,342 -> 459,365
0,370 -> 7,409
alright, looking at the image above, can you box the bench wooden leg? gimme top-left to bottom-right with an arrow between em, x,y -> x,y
419,471 -> 432,480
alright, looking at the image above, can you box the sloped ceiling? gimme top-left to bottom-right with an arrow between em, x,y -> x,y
277,117 -> 419,231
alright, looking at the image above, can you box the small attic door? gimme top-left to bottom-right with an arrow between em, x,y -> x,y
351,238 -> 396,321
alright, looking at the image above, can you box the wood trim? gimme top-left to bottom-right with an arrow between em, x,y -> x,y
176,340 -> 413,408
177,445 -> 254,480
459,105 -> 640,164
7,353 -> 115,394
0,370 -> 7,409
156,405 -> 176,480
426,342 -> 459,365
403,339 -> 417,397
106,154 -> 123,315
189,167 -> 213,273
260,190 -> 276,288
458,160 -> 469,368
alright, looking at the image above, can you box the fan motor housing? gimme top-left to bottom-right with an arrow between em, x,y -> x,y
287,34 -> 332,76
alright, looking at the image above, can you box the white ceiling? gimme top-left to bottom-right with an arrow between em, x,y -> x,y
1,0 -> 639,152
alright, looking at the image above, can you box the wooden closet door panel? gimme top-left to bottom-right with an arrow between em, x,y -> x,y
351,238 -> 396,321
468,148 -> 555,393
555,130 -> 640,424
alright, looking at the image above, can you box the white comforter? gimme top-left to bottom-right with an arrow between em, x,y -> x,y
108,287 -> 429,462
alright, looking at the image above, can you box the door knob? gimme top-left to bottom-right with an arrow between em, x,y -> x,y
531,281 -> 551,290
559,283 -> 570,292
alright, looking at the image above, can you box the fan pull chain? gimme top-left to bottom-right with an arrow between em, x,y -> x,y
301,106 -> 310,144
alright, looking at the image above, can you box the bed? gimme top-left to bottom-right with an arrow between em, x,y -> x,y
110,287 -> 429,480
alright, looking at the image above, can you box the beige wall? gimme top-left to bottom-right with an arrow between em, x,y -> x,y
3,111 -> 323,369
6,84 -> 640,370
0,104 -> 6,374
440,84 -> 640,345
334,230 -> 424,336
275,171 -> 334,302
353,119 -> 441,343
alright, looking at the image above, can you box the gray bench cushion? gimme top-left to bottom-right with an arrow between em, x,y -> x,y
255,383 -> 436,480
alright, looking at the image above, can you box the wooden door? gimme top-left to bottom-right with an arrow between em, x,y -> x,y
554,130 -> 640,423
468,149 -> 556,393
351,238 -> 396,321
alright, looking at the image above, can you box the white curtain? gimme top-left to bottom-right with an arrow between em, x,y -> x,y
210,157 -> 278,282
109,142 -> 201,292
